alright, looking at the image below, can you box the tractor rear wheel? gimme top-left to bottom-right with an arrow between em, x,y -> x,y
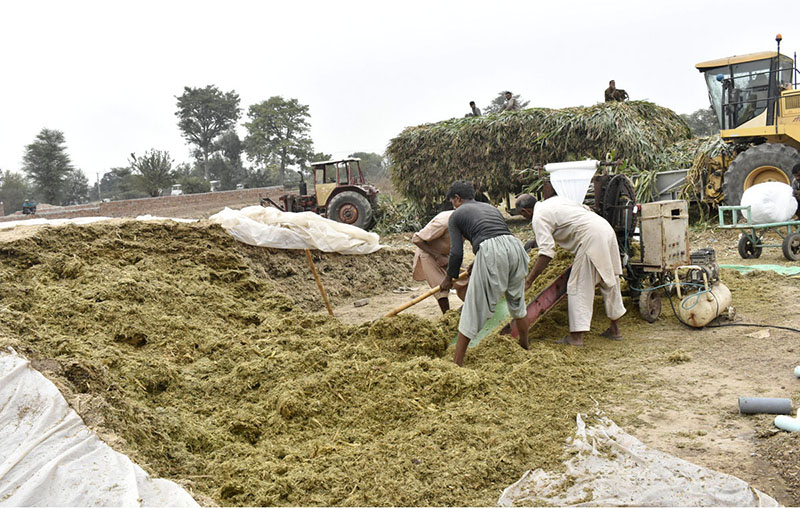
327,191 -> 373,229
723,143 -> 800,205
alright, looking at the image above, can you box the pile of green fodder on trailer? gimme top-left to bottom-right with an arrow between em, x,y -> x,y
387,100 -> 691,208
631,134 -> 730,204
0,220 -> 628,507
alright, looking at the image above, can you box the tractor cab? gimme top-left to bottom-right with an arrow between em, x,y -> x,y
694,36 -> 800,206
696,51 -> 794,131
311,158 -> 368,207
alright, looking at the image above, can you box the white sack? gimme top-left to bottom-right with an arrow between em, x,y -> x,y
740,181 -> 797,224
0,350 -> 199,507
210,205 -> 382,255
498,413 -> 777,507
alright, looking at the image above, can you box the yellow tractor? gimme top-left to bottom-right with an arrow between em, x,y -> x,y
696,35 -> 800,205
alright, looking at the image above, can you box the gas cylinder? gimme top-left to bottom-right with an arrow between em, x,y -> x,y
677,282 -> 732,327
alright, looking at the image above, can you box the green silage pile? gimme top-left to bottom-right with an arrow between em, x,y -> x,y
0,221 -> 624,506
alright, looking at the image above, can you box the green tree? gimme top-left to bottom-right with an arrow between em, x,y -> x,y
129,150 -> 174,197
0,170 -> 32,215
348,152 -> 387,180
681,107 -> 718,137
483,91 -> 530,114
177,175 -> 211,194
175,85 -> 241,181
99,167 -> 148,201
244,96 -> 314,186
21,128 -> 73,204
209,130 -> 246,190
62,169 -> 90,204
244,166 -> 280,188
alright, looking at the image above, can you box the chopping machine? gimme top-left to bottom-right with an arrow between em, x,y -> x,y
501,163 -> 732,340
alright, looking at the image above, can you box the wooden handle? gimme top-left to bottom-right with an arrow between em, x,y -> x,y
383,271 -> 468,318
305,249 -> 334,317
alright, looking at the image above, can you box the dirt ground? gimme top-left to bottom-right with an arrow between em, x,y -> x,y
331,220 -> 800,505
1,215 -> 798,505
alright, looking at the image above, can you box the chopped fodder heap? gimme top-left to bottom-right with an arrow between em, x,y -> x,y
0,221 -> 622,506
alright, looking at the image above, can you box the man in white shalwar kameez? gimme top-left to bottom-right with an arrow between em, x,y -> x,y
516,193 -> 626,347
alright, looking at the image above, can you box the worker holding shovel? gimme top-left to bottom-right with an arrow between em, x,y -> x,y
412,210 -> 469,313
440,181 -> 530,366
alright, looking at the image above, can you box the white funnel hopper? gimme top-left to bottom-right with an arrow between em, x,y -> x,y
544,160 -> 598,203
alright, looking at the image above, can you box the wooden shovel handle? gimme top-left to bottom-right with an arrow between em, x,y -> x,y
384,271 -> 469,318
305,249 -> 334,317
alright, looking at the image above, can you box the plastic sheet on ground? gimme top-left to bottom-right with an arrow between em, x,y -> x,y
721,264 -> 800,276
0,216 -> 114,230
0,215 -> 198,231
210,205 -> 382,254
0,350 -> 199,507
134,214 -> 198,223
497,413 -> 778,507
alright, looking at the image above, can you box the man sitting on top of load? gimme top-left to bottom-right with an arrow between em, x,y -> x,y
604,80 -> 629,102
515,191 -> 626,347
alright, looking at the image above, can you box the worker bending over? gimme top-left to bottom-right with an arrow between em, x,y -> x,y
516,193 -> 625,347
412,209 -> 468,313
440,181 -> 530,366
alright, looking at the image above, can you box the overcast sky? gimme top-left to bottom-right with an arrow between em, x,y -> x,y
2,0 -> 799,182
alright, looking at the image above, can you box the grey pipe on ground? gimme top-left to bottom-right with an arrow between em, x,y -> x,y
738,396 -> 792,415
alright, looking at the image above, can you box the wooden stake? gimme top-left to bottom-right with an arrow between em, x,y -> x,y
305,249 -> 334,317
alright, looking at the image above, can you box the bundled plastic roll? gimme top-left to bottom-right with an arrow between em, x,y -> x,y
740,182 -> 797,224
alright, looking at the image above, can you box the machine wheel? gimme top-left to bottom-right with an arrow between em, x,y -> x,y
638,291 -> 661,323
722,143 -> 800,205
737,234 -> 762,259
327,191 -> 373,229
782,232 -> 800,261
600,174 -> 637,243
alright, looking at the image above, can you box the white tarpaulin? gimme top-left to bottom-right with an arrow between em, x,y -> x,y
0,350 -> 199,507
0,216 -> 197,230
210,205 -> 382,254
498,413 -> 778,507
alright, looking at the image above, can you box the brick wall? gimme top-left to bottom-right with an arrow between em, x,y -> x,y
0,186 -> 285,223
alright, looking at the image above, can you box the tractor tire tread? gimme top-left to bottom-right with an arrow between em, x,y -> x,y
723,143 -> 800,206
327,191 -> 373,230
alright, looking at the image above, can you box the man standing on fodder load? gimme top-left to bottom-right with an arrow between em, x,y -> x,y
499,91 -> 519,112
440,181 -> 530,366
516,193 -> 626,347
412,210 -> 469,314
604,80 -> 629,102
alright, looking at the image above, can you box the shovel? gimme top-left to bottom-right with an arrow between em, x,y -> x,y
383,271 -> 469,318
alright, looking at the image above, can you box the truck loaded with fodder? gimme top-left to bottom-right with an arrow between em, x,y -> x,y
694,35 -> 800,205
386,101 -> 692,210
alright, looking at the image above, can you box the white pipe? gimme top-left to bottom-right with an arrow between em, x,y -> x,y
774,415 -> 800,432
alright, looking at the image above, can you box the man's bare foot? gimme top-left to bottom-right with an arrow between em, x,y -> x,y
600,328 -> 623,341
556,335 -> 585,347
